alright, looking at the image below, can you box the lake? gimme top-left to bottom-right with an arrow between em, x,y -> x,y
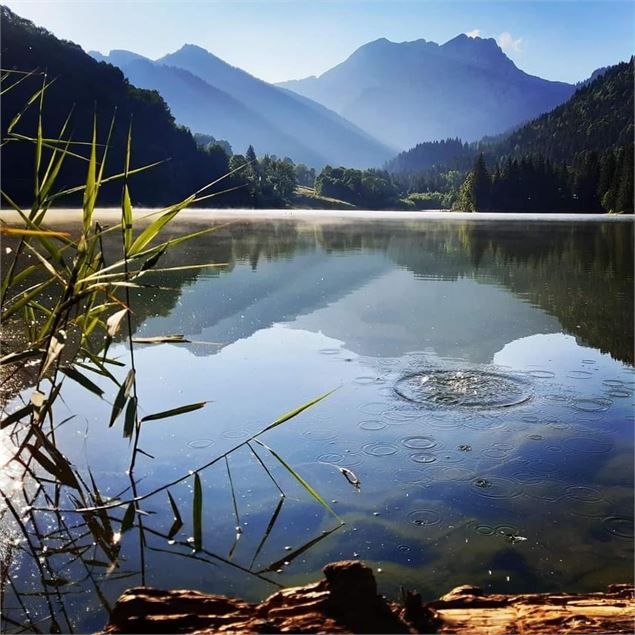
1,212 -> 633,633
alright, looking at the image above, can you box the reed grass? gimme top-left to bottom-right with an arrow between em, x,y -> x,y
0,69 -> 343,633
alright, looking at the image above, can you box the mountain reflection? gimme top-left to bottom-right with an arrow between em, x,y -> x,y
125,218 -> 633,365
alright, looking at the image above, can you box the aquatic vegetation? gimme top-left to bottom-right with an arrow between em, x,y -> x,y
0,72 -> 340,633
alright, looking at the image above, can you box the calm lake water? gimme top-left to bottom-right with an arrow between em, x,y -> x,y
2,213 -> 634,632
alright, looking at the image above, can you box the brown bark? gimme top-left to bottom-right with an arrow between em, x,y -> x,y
102,561 -> 634,634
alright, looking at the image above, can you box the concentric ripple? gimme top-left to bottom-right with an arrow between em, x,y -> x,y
359,419 -> 387,431
401,436 -> 437,450
395,369 -> 532,409
603,516 -> 634,540
407,509 -> 442,527
362,442 -> 398,457
409,452 -> 437,464
472,476 -> 523,499
566,370 -> 593,379
186,439 -> 214,449
571,397 -> 612,413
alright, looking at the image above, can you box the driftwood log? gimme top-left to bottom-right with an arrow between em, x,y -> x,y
103,560 -> 635,634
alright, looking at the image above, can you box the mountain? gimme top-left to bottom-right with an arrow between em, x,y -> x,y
1,6 -> 241,206
94,44 -> 394,168
279,35 -> 576,149
157,45 -> 395,167
385,59 -> 633,174
92,51 -> 323,165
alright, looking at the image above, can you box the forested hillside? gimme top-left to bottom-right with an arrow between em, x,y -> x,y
456,59 -> 634,212
495,59 -> 633,163
387,60 -> 633,175
0,6 -> 242,206
385,138 -> 473,173
381,59 -> 634,212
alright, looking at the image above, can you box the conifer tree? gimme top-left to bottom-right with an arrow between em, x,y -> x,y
615,144 -> 634,213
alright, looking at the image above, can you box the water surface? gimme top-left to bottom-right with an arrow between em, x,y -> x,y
2,215 -> 633,632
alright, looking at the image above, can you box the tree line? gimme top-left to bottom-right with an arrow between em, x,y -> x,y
457,146 -> 634,213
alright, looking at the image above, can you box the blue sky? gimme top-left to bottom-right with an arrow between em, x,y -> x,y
6,0 -> 634,83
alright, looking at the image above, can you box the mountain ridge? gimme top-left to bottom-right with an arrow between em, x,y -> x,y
278,34 -> 575,149
92,43 -> 395,168
157,44 -> 396,166
93,50 -> 328,165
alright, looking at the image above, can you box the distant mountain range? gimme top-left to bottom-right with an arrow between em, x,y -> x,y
92,34 -> 586,165
387,58 -> 634,174
90,45 -> 394,168
3,1 -> 628,202
279,35 -> 576,149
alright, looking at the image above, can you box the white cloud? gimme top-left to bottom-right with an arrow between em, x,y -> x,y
465,29 -> 481,38
497,31 -> 524,54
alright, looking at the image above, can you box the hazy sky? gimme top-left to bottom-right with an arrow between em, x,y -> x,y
5,1 -> 634,84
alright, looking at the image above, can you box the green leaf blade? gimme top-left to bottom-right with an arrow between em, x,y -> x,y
140,401 -> 208,423
254,439 -> 340,521
259,388 -> 336,435
193,473 -> 202,551
109,369 -> 134,427
60,366 -> 104,398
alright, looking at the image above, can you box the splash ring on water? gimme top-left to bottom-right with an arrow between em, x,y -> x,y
562,434 -> 613,454
401,436 -> 437,450
383,408 -> 423,424
409,452 -> 437,464
571,397 -> 612,413
606,389 -> 631,399
496,523 -> 520,536
525,369 -> 555,379
482,442 -> 515,459
566,370 -> 593,379
355,376 -> 384,385
472,476 -> 523,499
395,369 -> 532,409
359,419 -> 387,431
603,516 -> 634,540
317,452 -> 346,464
565,485 -> 604,503
186,439 -> 214,449
362,442 -> 399,457
408,509 -> 442,527
474,524 -> 496,535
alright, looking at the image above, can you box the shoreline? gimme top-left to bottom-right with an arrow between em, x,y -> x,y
1,208 -> 633,224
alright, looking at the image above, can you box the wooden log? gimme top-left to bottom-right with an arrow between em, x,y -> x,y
429,583 -> 635,634
102,561 -> 634,634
